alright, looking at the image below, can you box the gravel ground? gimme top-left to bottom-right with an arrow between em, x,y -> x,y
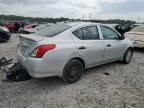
0,34 -> 144,108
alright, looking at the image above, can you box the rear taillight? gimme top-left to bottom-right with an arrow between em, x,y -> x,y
31,44 -> 56,58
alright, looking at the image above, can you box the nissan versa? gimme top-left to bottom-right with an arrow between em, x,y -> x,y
17,22 -> 134,83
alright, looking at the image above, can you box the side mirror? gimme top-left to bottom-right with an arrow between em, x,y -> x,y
120,34 -> 125,40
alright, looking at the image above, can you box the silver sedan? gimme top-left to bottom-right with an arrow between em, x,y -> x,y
17,22 -> 134,83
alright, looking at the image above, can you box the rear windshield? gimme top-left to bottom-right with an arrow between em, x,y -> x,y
131,26 -> 144,32
34,24 -> 71,37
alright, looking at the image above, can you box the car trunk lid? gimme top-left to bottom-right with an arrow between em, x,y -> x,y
19,34 -> 48,57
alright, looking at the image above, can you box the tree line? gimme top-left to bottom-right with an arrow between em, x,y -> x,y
0,14 -> 136,24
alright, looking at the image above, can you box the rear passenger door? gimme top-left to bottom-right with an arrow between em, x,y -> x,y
72,26 -> 105,67
100,25 -> 124,61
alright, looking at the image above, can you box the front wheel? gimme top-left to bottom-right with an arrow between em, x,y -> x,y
122,48 -> 133,64
62,59 -> 84,83
0,35 -> 3,42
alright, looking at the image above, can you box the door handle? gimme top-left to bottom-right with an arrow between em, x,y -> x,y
79,46 -> 86,50
106,44 -> 111,47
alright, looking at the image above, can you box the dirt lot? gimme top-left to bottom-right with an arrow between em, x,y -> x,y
0,34 -> 144,108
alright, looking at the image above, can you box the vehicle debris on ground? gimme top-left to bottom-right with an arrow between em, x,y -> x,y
5,63 -> 31,81
0,57 -> 13,69
0,57 -> 31,81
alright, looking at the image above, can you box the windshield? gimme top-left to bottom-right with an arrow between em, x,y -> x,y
34,24 -> 71,37
131,26 -> 144,32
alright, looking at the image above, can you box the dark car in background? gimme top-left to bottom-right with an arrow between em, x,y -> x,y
0,26 -> 11,42
108,24 -> 133,35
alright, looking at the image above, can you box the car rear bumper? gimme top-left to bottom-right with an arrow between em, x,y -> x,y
134,40 -> 144,48
17,50 -> 62,78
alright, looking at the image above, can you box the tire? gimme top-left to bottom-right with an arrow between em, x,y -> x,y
62,59 -> 84,83
0,37 -> 2,42
122,48 -> 133,64
0,34 -> 3,42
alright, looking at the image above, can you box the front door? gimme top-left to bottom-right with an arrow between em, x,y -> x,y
100,25 -> 124,61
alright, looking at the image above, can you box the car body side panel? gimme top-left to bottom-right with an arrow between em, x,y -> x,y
17,23 -> 134,78
71,39 -> 105,68
103,40 -> 125,61
70,25 -> 105,68
98,25 -> 134,61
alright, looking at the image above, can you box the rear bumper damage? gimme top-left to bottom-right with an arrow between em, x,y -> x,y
0,57 -> 31,82
5,63 -> 31,81
17,50 -> 60,78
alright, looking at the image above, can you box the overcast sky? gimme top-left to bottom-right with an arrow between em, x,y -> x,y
0,0 -> 143,21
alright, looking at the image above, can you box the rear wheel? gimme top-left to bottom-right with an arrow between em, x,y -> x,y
62,59 -> 84,83
122,48 -> 133,64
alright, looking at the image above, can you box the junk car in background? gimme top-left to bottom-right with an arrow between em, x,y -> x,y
0,26 -> 11,42
19,23 -> 53,34
108,24 -> 133,35
125,25 -> 144,48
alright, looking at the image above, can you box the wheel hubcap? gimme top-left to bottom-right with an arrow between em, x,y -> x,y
69,67 -> 78,77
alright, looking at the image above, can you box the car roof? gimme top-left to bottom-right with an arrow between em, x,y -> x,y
65,22 -> 100,26
64,22 -> 116,31
62,22 -> 119,34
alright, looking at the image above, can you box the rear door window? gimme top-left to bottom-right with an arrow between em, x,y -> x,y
72,26 -> 99,40
82,26 -> 99,40
72,29 -> 84,40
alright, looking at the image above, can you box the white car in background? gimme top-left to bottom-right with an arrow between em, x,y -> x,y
17,22 -> 133,83
125,25 -> 144,48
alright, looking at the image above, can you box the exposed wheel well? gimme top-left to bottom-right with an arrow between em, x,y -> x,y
128,47 -> 133,50
127,47 -> 133,53
71,57 -> 85,69
121,47 -> 133,64
124,47 -> 133,57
